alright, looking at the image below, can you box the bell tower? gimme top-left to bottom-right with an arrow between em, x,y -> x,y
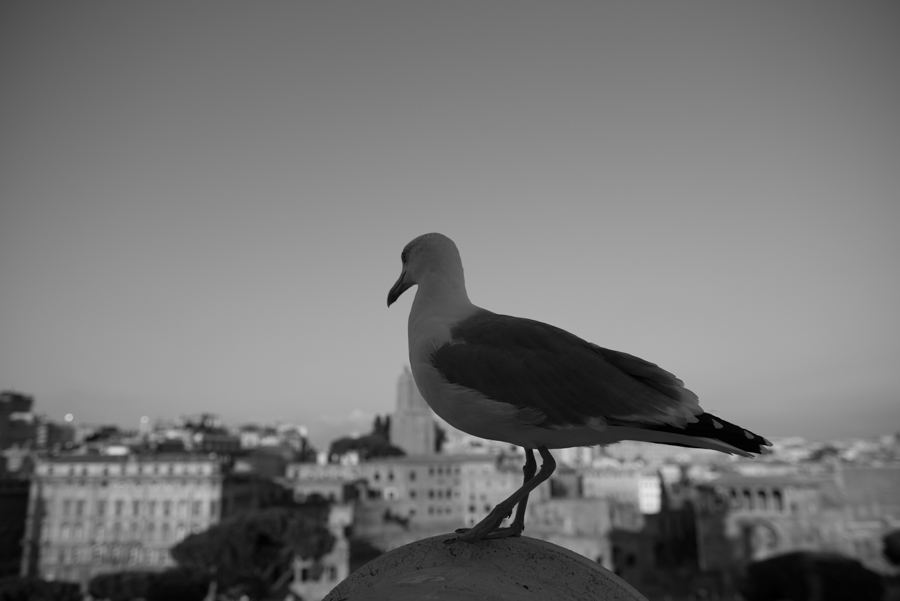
390,366 -> 436,455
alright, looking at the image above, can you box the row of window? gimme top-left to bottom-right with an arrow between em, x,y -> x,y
426,505 -> 454,516
46,478 -> 213,489
370,465 -> 463,482
425,488 -> 455,499
56,498 -> 216,519
49,520 -> 203,543
298,564 -> 340,583
726,488 -> 789,513
49,544 -> 173,567
382,487 -> 460,501
44,463 -> 215,478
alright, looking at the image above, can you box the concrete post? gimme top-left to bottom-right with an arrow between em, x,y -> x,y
324,534 -> 647,601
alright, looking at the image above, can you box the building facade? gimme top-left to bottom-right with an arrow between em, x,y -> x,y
289,503 -> 354,601
695,466 -> 900,575
583,467 -> 662,514
21,454 -> 284,585
285,453 -> 523,552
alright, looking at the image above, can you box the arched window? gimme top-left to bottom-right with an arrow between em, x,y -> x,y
742,489 -> 754,511
757,489 -> 768,512
772,489 -> 784,512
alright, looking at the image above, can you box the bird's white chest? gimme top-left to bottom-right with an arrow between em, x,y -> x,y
406,303 -> 499,438
406,314 -> 536,444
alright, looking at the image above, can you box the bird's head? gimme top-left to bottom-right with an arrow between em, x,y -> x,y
387,233 -> 466,307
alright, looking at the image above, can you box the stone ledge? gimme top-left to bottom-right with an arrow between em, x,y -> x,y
324,534 -> 647,601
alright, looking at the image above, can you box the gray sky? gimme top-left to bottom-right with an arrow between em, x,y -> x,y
2,1 -> 898,446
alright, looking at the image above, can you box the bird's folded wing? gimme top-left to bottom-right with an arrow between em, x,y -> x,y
430,312 -> 703,430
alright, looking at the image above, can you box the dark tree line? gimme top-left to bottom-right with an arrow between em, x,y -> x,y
80,504 -> 335,601
328,415 -> 405,460
328,414 -> 448,459
0,577 -> 80,601
87,569 -> 206,601
169,505 -> 335,600
740,551 -> 884,601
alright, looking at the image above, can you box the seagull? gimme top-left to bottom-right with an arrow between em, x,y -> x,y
387,233 -> 770,544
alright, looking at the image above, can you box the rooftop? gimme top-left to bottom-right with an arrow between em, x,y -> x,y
40,452 -> 225,464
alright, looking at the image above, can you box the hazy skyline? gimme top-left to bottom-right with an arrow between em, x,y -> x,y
2,1 -> 898,446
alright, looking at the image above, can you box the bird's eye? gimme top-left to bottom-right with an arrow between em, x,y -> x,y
401,250 -> 408,263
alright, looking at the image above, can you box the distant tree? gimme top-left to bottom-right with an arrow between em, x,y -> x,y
329,414 -> 405,461
87,569 -> 207,601
348,538 -> 384,573
297,437 -> 318,463
807,444 -> 840,463
170,505 -> 335,600
0,577 -> 80,601
372,415 -> 387,439
885,528 -> 900,566
329,433 -> 405,461
435,422 -> 447,453
88,571 -> 155,601
740,551 -> 883,601
84,425 -> 123,443
145,568 -> 208,601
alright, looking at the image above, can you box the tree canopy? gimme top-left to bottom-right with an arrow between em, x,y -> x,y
740,551 -> 883,601
88,571 -> 155,601
884,528 -> 900,566
328,433 -> 405,461
0,577 -> 80,601
87,569 -> 207,601
170,505 -> 335,600
328,414 -> 405,461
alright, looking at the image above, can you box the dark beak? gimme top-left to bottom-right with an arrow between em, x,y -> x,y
387,271 -> 413,307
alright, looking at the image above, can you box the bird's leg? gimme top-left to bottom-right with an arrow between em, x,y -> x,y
506,448 -> 538,534
449,447 -> 555,544
454,448 -> 537,537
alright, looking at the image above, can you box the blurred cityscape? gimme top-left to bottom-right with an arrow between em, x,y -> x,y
1,372 -> 898,600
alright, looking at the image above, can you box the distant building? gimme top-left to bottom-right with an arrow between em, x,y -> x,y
34,416 -> 76,452
695,465 -> 900,574
699,472 -> 835,567
284,463 -> 365,504
0,478 -> 29,577
233,448 -> 289,479
0,392 -> 35,450
525,497 -> 617,567
390,367 -> 435,456
827,465 -> 900,572
457,454 -> 524,529
583,467 -> 662,514
439,425 -> 519,456
21,454 -> 286,585
146,414 -> 242,455
285,453 -> 523,551
611,474 -> 724,599
238,422 -> 310,453
289,503 -> 354,601
601,440 -> 724,466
